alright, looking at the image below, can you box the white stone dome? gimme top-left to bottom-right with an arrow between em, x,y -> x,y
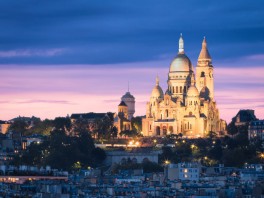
170,53 -> 192,72
187,85 -> 199,97
151,85 -> 164,99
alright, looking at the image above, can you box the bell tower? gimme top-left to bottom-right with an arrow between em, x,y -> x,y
196,37 -> 214,100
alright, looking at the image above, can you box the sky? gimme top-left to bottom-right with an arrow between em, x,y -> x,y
0,0 -> 264,123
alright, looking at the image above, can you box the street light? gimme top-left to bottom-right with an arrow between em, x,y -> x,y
164,160 -> 170,165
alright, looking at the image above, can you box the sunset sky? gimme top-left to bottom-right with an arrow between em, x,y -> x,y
0,0 -> 263,123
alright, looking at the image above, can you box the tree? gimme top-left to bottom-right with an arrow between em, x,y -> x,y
120,130 -> 139,138
94,117 -> 112,139
207,131 -> 217,139
223,148 -> 246,167
53,117 -> 71,132
25,119 -> 53,136
131,117 -> 142,133
13,128 -> 106,171
9,120 -> 28,135
111,126 -> 118,139
143,161 -> 163,173
178,133 -> 183,139
159,147 -> 175,164
227,118 -> 238,137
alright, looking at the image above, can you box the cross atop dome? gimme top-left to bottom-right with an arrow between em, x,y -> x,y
156,75 -> 159,86
179,33 -> 184,54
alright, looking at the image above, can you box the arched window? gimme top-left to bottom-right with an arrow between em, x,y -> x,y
180,86 -> 182,93
132,158 -> 138,164
150,125 -> 152,130
142,158 -> 149,163
189,112 -> 192,116
121,158 -> 127,164
184,86 -> 187,93
161,114 -> 163,120
173,87 -> 175,93
166,109 -> 169,118
201,72 -> 205,77
162,126 -> 167,135
156,126 -> 160,136
190,124 -> 192,129
176,86 -> 178,93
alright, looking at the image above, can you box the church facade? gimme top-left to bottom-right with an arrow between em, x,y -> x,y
142,35 -> 226,138
114,91 -> 135,133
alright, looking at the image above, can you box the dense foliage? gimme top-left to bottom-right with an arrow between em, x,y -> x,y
12,129 -> 106,171
112,160 -> 163,174
131,116 -> 142,133
159,132 -> 262,167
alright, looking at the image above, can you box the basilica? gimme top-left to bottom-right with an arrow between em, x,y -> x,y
142,35 -> 226,138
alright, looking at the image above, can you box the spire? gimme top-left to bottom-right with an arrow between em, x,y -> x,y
202,36 -> 207,49
191,73 -> 195,86
198,36 -> 211,60
179,33 -> 184,54
156,75 -> 159,86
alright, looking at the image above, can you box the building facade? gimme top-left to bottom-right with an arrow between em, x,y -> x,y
114,91 -> 135,133
234,109 -> 257,127
142,35 -> 225,138
248,120 -> 264,141
166,162 -> 201,181
0,121 -> 10,134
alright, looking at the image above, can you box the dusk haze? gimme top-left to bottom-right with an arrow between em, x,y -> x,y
1,1 -> 264,196
0,0 -> 263,123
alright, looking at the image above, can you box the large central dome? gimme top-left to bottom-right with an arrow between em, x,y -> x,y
170,53 -> 192,72
169,34 -> 192,72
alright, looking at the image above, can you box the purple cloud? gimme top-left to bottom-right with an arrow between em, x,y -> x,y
0,48 -> 67,58
15,99 -> 76,105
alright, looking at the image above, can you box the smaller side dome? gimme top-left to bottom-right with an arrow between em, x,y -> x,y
187,86 -> 199,97
151,76 -> 164,99
152,86 -> 164,99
